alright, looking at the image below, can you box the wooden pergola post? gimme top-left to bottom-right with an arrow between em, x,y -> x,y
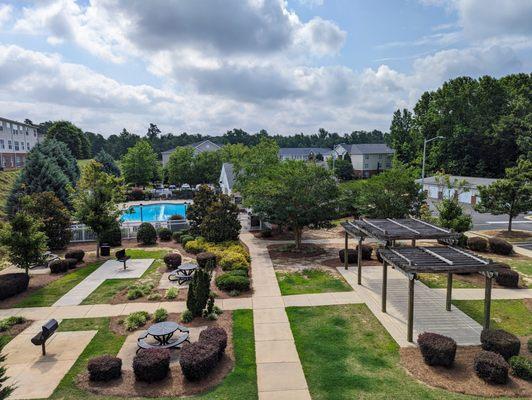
382,261 -> 388,312
357,237 -> 363,285
484,273 -> 493,329
411,239 -> 416,247
407,276 -> 415,342
446,273 -> 452,311
344,230 -> 349,270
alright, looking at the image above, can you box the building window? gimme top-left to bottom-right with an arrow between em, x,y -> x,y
14,141 -> 19,151
379,154 -> 383,159
0,139 -> 3,149
21,142 -> 25,150
8,140 -> 12,150
364,163 -> 369,169
27,143 -> 31,150
0,125 -> 3,131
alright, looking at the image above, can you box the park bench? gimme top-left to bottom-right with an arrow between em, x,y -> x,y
115,249 -> 131,270
30,319 -> 58,356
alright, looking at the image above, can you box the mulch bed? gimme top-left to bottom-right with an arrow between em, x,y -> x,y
267,243 -> 327,259
401,345 -> 532,398
0,319 -> 33,338
79,312 -> 234,398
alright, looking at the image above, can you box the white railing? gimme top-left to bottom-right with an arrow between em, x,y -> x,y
70,220 -> 189,242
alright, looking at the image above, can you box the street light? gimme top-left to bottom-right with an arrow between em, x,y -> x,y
139,203 -> 143,223
421,136 -> 445,189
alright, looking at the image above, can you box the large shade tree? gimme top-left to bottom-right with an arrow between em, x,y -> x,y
46,121 -> 90,159
121,140 -> 159,186
476,159 -> 532,232
94,150 -> 121,177
166,146 -> 195,185
242,160 -> 339,249
71,161 -> 124,257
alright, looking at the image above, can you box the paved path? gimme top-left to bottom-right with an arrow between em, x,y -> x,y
241,232 -> 312,400
53,259 -> 154,306
338,266 -> 484,347
433,288 -> 532,300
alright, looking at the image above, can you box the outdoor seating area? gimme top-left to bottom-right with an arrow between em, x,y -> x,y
136,321 -> 190,353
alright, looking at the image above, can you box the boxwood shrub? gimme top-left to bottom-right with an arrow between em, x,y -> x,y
180,235 -> 194,245
474,350 -> 509,384
157,228 -> 172,242
133,348 -> 171,383
467,236 -> 488,252
357,244 -> 373,260
88,355 -> 122,382
198,326 -> 228,360
65,258 -> 78,269
64,249 -> 85,263
417,332 -> 456,367
197,252 -> 217,270
0,273 -> 29,300
184,239 -> 207,254
339,249 -> 357,264
163,253 -> 182,270
481,329 -> 521,360
137,223 -> 157,245
509,356 -> 532,381
495,269 -> 520,288
179,341 -> 219,381
100,222 -> 122,246
489,237 -> 513,255
124,311 -> 150,331
49,259 -> 70,274
220,251 -> 250,272
172,231 -> 182,243
215,272 -> 250,292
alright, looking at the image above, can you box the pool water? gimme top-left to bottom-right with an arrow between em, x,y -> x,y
121,203 -> 187,222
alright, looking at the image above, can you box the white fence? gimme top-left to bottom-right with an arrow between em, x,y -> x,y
70,220 -> 189,243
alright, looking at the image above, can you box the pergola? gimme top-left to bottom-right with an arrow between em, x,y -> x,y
341,218 -> 462,284
378,246 -> 501,342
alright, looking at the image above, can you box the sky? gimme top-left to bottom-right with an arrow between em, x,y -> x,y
0,0 -> 530,137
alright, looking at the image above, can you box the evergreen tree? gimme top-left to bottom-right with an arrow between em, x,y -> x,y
186,269 -> 211,317
46,121 -> 89,159
94,150 -> 121,177
38,139 -> 80,184
186,185 -> 217,235
200,194 -> 241,242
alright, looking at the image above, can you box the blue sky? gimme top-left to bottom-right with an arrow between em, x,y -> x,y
0,0 -> 530,136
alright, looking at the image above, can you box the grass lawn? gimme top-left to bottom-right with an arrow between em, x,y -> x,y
0,169 -> 20,219
15,261 -> 103,307
452,299 -> 532,336
418,273 -> 480,289
50,310 -> 256,400
287,304 -> 523,400
492,256 -> 532,277
276,268 -> 352,295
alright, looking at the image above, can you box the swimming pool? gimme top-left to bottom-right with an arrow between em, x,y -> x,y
121,203 -> 187,222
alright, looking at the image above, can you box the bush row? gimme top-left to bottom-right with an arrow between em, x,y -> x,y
466,237 -> 513,255
0,273 -> 29,300
338,244 -> 372,264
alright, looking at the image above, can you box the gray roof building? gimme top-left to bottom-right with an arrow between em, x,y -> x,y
278,147 -> 332,160
335,143 -> 394,155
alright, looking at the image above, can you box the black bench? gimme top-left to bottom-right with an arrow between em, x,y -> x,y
31,319 -> 58,356
136,332 -> 190,354
115,249 -> 131,270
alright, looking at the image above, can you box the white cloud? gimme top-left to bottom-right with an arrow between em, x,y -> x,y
0,3 -> 12,24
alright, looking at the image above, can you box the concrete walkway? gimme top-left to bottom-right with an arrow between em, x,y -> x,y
241,232 -> 311,400
53,259 -> 155,306
338,266 -> 484,347
433,287 -> 532,300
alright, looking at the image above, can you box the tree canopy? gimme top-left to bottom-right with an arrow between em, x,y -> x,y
46,121 -> 90,159
121,140 -> 159,186
94,150 -> 121,177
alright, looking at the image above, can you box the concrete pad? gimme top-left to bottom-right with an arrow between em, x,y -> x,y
162,301 -> 187,313
122,302 -> 162,314
253,308 -> 289,324
48,305 -> 93,319
255,340 -> 300,363
306,293 -> 337,306
253,284 -> 282,297
221,298 -> 252,310
283,294 -> 311,307
253,296 -> 285,309
14,307 -> 54,321
331,291 -> 363,304
84,304 -> 126,318
5,330 -> 96,399
257,362 -> 308,392
259,389 -> 312,400
254,323 -> 293,341
158,273 -> 189,290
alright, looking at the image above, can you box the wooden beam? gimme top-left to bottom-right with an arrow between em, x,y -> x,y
407,277 -> 415,343
386,218 -> 421,234
411,239 -> 416,247
484,274 -> 492,329
446,273 -> 452,311
448,246 -> 489,264
410,217 -> 451,233
382,261 -> 388,312
357,237 -> 363,285
344,230 -> 348,270
361,218 -> 388,234
421,247 -> 454,265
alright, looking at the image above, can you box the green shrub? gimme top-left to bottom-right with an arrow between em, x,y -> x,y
124,311 -> 150,331
165,287 -> 179,299
127,288 -> 144,300
509,356 -> 532,381
220,251 -> 250,272
172,231 -> 182,243
528,338 -> 532,353
467,236 -> 488,252
180,235 -> 194,245
225,244 -> 250,261
489,237 -> 513,255
215,272 -> 250,292
186,269 -> 211,317
148,292 -> 162,301
137,223 -> 157,245
100,221 -> 122,246
163,253 -> 182,270
158,228 -> 172,242
153,308 -> 168,322
197,252 -> 217,270
181,310 -> 194,323
184,239 -> 206,254
0,316 -> 26,332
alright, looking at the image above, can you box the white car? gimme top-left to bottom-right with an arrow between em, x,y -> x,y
180,184 -> 191,190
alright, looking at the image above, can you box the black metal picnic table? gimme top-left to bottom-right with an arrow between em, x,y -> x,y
147,322 -> 182,345
137,322 -> 190,352
177,263 -> 198,276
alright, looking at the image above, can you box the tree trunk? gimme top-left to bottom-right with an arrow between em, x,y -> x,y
294,227 -> 302,250
25,265 -> 29,276
508,215 -> 513,232
96,237 -> 100,258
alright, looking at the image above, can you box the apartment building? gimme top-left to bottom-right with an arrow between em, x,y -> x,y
0,117 -> 41,168
333,143 -> 394,178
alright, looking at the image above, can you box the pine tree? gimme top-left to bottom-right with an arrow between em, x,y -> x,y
38,139 -> 80,184
94,150 -> 121,177
186,269 -> 211,317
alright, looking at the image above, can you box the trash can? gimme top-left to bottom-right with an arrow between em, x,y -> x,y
100,244 -> 111,257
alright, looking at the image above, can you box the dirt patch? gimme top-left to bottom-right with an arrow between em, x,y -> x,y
64,239 -> 188,255
401,345 -> 532,398
482,230 -> 532,241
0,319 -> 33,339
252,225 -> 345,241
79,312 -> 234,398
267,243 -> 327,259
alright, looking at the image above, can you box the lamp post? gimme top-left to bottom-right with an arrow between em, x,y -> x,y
421,136 -> 444,189
139,203 -> 143,223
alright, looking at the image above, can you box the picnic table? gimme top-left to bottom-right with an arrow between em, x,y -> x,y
168,262 -> 198,284
177,263 -> 197,276
137,322 -> 190,352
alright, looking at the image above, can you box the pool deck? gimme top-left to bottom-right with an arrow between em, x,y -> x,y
120,199 -> 193,208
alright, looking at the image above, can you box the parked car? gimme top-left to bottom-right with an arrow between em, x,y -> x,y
168,184 -> 177,190
180,184 -> 191,190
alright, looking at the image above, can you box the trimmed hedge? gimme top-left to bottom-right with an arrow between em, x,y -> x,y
163,253 -> 182,270
158,228 -> 172,242
179,341 -> 219,381
357,244 -> 373,260
100,222 -> 122,247
495,269 -> 520,288
481,329 -> 521,360
417,332 -> 456,367
87,355 -> 122,382
509,356 -> 532,381
0,273 -> 30,300
65,258 -> 78,269
64,249 -> 85,263
180,235 -> 194,245
489,237 -> 513,255
133,348 -> 171,383
197,252 -> 217,270
467,236 -> 488,252
49,259 -> 70,274
184,239 -> 207,254
199,326 -> 228,360
172,231 -> 182,243
215,272 -> 250,292
220,251 -> 249,272
137,223 -> 157,245
339,249 -> 357,264
474,350 -> 509,384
